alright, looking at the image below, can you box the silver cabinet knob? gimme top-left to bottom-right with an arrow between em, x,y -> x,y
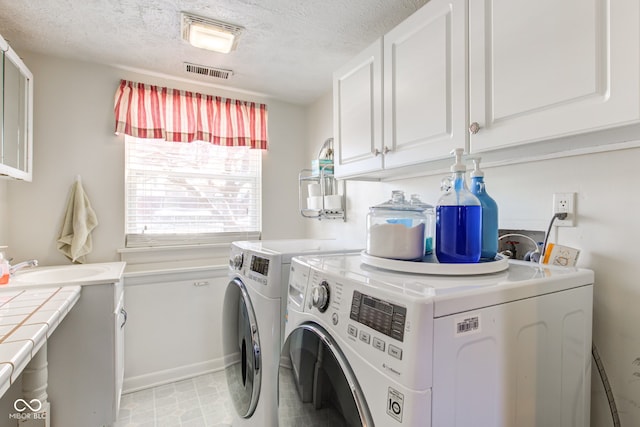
311,281 -> 330,312
383,146 -> 391,154
373,148 -> 381,156
469,122 -> 481,134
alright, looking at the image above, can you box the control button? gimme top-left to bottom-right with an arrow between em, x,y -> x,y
332,312 -> 339,325
393,313 -> 406,324
359,330 -> 371,344
390,329 -> 404,341
347,324 -> 358,338
372,337 -> 385,352
388,344 -> 403,360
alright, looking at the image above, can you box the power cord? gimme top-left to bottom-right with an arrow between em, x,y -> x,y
541,212 -> 568,257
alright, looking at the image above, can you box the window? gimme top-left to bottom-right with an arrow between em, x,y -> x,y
125,136 -> 261,247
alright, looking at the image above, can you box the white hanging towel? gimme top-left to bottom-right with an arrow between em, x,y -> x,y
56,177 -> 99,263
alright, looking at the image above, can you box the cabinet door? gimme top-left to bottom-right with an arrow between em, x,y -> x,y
114,290 -> 126,416
0,39 -> 33,181
48,282 -> 118,427
469,0 -> 640,153
333,39 -> 383,178
383,0 -> 468,169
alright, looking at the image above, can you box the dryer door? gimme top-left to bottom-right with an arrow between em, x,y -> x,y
278,323 -> 373,427
223,278 -> 261,418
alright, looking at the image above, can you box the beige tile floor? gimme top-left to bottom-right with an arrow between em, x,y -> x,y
114,370 -> 233,427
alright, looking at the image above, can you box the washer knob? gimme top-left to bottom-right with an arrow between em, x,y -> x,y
311,281 -> 330,312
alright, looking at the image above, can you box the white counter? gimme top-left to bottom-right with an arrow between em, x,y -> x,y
0,286 -> 81,397
7,262 -> 125,288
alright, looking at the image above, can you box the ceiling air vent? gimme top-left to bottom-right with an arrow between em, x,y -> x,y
184,62 -> 233,80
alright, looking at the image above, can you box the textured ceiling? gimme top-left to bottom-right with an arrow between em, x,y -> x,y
0,0 -> 429,105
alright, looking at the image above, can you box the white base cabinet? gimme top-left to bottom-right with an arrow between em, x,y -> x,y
122,269 -> 227,392
47,280 -> 125,427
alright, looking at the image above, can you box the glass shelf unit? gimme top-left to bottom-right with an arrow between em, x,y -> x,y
298,168 -> 345,221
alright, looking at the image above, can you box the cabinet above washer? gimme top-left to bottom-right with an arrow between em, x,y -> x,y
468,0 -> 640,153
333,0 -> 640,180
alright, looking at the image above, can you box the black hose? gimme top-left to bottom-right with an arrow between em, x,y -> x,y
592,343 -> 621,427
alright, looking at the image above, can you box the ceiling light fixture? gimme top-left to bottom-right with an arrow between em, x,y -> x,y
181,12 -> 244,54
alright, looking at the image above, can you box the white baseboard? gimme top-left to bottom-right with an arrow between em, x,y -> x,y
122,357 -> 225,394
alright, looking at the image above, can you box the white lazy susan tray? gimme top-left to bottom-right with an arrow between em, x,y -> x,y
360,251 -> 509,276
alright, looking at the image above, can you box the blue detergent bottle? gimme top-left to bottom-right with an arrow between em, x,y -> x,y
470,157 -> 499,261
436,149 -> 482,263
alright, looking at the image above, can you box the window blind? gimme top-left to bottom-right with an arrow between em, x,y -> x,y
125,136 -> 261,247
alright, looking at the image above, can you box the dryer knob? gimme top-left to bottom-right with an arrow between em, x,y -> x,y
311,281 -> 330,313
233,253 -> 244,270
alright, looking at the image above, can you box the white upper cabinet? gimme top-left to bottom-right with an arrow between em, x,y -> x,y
334,0 -> 467,179
0,34 -> 33,181
469,0 -> 640,152
333,39 -> 383,178
334,0 -> 640,179
383,0 -> 467,169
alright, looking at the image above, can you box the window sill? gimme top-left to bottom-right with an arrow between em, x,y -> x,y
118,243 -> 231,273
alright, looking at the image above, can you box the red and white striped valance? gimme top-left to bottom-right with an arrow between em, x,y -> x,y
114,79 -> 268,149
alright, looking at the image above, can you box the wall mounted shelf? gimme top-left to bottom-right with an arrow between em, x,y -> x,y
298,168 -> 345,221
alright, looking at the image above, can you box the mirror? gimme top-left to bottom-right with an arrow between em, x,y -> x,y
1,35 -> 33,181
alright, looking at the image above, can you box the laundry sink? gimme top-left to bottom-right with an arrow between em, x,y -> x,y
7,262 -> 125,287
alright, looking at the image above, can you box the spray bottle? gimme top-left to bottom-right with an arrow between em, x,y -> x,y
435,149 -> 482,263
0,249 -> 9,285
470,157 -> 499,260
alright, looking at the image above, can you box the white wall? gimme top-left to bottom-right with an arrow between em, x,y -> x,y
5,52 -> 308,266
306,91 -> 640,427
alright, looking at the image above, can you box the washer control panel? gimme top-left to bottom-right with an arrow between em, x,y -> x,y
350,291 -> 407,342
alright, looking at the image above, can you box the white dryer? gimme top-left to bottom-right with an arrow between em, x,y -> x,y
279,254 -> 594,426
222,240 -> 361,427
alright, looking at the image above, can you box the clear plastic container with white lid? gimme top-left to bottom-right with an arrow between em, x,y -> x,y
366,190 -> 434,260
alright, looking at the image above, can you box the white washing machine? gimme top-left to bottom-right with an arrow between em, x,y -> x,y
279,253 -> 594,426
222,240 -> 361,427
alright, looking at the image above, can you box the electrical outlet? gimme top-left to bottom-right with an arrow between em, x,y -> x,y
553,192 -> 576,226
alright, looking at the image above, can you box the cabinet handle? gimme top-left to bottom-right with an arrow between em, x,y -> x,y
469,122 -> 481,134
120,308 -> 128,329
373,147 -> 391,156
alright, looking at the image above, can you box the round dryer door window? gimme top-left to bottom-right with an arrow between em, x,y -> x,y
278,323 -> 373,427
223,278 -> 261,418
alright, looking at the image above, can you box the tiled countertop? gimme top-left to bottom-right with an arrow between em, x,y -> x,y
0,286 -> 81,397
